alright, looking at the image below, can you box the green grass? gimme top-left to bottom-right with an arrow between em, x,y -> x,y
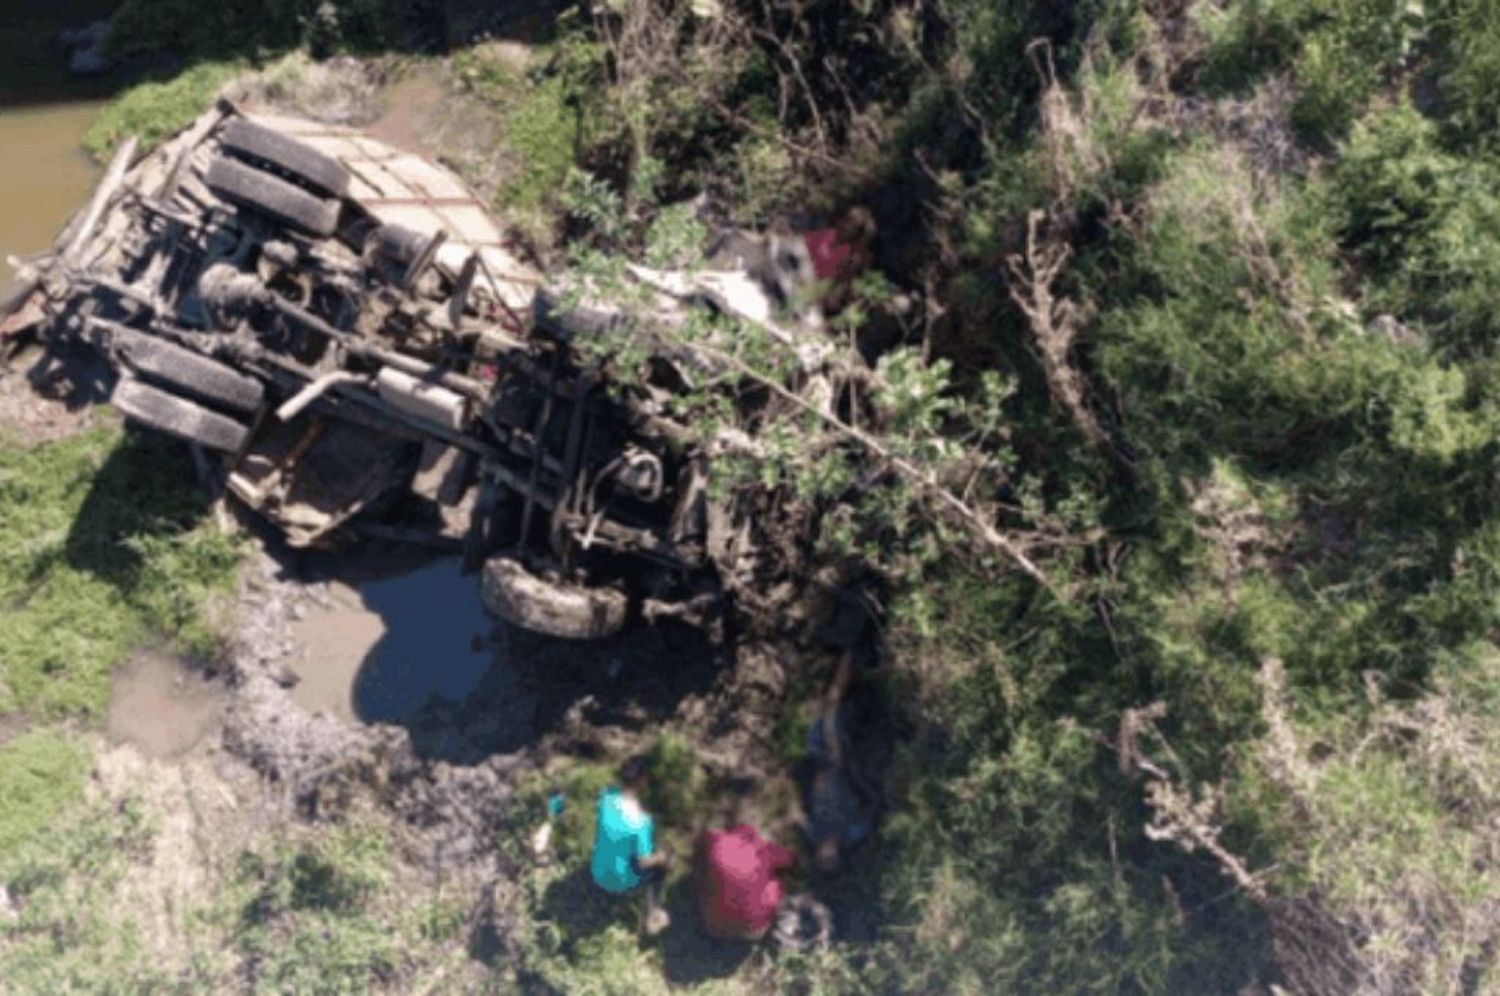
5,795 -> 474,993
224,825 -> 399,993
0,422 -> 242,718
0,730 -> 90,864
83,61 -> 243,161
450,44 -> 599,245
0,790 -> 164,992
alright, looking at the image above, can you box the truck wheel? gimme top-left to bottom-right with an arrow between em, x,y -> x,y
481,556 -> 628,640
112,377 -> 250,453
111,326 -> 264,414
219,118 -> 350,197
205,155 -> 341,237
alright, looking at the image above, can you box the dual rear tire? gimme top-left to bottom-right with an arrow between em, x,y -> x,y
204,118 -> 351,237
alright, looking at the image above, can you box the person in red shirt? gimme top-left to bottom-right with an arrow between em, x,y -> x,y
801,206 -> 875,314
693,824 -> 795,942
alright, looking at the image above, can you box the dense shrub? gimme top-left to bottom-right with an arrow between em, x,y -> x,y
105,0 -> 415,61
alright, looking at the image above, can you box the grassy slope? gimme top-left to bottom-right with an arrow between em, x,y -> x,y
487,3 -> 1500,992
0,417 -> 246,986
0,422 -> 240,718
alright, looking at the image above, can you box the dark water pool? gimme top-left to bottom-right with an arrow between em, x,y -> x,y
290,559 -> 496,724
351,559 -> 495,721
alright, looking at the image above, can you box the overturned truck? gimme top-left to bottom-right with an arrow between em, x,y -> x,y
1,102 -> 836,640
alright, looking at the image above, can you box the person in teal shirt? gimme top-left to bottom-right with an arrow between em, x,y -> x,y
590,756 -> 671,933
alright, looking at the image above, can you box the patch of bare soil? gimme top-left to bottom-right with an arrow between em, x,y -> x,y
0,342 -> 108,444
365,67 -> 448,153
86,737 -> 263,974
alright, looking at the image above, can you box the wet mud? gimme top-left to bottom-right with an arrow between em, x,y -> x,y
106,650 -> 224,759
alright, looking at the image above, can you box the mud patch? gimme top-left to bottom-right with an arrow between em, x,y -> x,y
106,650 -> 224,759
0,343 -> 108,445
288,581 -> 382,724
365,67 -> 447,152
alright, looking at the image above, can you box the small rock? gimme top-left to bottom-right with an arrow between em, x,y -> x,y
1370,313 -> 1419,346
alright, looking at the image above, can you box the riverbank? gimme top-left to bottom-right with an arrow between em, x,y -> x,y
0,1 -> 121,295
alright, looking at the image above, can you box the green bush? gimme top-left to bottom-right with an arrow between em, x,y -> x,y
83,61 -> 242,160
643,732 -> 708,834
1327,102 -> 1500,357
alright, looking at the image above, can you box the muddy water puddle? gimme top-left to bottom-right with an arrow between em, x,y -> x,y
107,651 -> 224,758
0,101 -> 105,296
290,559 -> 496,725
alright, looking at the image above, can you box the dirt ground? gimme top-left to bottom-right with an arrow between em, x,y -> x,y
0,343 -> 868,986
0,340 -> 107,443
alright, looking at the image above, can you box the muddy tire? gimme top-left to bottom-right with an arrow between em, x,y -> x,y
205,155 -> 341,237
111,327 -> 264,414
219,118 -> 350,197
481,556 -> 628,640
112,377 -> 250,453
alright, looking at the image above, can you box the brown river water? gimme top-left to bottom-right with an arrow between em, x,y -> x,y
0,1 -> 119,295
0,102 -> 104,273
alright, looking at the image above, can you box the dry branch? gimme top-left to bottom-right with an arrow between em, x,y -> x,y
1005,210 -> 1120,463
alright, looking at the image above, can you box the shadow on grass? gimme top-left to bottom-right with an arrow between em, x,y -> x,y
20,339 -> 114,415
538,863 -> 633,947
654,876 -> 754,986
526,863 -> 754,987
60,428 -> 209,590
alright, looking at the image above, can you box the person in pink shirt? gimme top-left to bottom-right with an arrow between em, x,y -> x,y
693,824 -> 795,942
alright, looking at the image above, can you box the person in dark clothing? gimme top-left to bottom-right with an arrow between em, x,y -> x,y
803,651 -> 880,872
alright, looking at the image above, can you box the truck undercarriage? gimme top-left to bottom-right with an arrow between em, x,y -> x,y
1,101 -> 828,640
